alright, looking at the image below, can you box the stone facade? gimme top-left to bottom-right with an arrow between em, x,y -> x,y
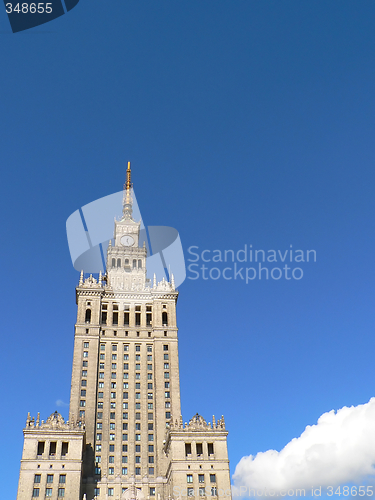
17,164 -> 232,500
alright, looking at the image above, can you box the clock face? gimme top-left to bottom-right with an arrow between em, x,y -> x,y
121,235 -> 135,247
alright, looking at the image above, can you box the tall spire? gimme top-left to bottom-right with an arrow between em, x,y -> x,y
122,161 -> 133,219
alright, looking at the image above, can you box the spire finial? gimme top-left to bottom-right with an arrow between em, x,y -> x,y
123,161 -> 133,219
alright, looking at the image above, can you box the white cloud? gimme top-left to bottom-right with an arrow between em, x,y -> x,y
233,397 -> 375,493
56,399 -> 69,407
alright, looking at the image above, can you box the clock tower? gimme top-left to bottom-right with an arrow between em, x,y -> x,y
107,162 -> 148,292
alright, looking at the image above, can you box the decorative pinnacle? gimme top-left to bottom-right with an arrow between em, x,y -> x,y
122,161 -> 133,218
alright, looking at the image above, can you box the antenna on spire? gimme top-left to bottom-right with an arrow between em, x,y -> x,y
122,161 -> 133,219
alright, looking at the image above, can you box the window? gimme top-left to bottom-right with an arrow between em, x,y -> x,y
199,474 -> 205,483
135,434 -> 141,441
123,382 -> 129,389
96,444 -> 102,452
123,412 -> 128,419
123,423 -> 128,430
164,344 -> 169,351
123,434 -> 128,441
148,434 -> 154,441
166,411 -> 171,419
124,344 -> 129,351
111,372 -> 116,379
136,445 -> 141,452
148,393 -> 153,400
165,402 -> 171,408
185,443 -> 192,456
210,474 -> 216,483
37,442 -> 45,456
208,443 -> 214,455
124,354 -> 129,360
211,487 -> 217,497
187,488 -> 194,497
112,258 -> 115,267
150,487 -> 156,496
149,467 -> 155,475
46,489 -> 53,497
148,456 -> 154,463
109,467 -> 114,475
148,373 -> 153,380
49,443 -> 56,456
95,466 -> 101,475
147,364 -> 152,370
136,373 -> 140,380
135,412 -> 141,420
110,434 -> 115,441
101,304 -> 108,324
96,434 -> 102,441
136,345 -> 141,352
113,304 -> 119,325
164,363 -> 169,369
148,414 -> 153,421
136,363 -> 141,370
148,422 -> 154,429
85,309 -> 91,323
122,456 -> 128,463
32,488 -> 40,497
148,383 -> 153,389
162,311 -> 168,326
79,410 -> 85,417
100,344 -> 105,351
135,312 -> 141,326
111,402 -> 116,408
123,403 -> 128,409
138,259 -> 142,269
164,354 -> 169,360
136,393 -> 140,399
81,390 -> 86,396
135,467 -> 141,475
146,312 -> 152,325
98,402 -> 103,409
164,372 -> 170,379
97,423 -> 102,429
148,403 -> 153,409
98,392 -> 103,399
196,443 -> 203,455
99,363 -> 104,369
100,353 -> 105,360
165,391 -> 170,398
135,423 -> 141,430
108,488 -> 114,496
124,363 -> 129,370
83,351 -> 88,358
58,488 -> 65,497
110,412 -> 115,419
199,487 -> 205,497
165,382 -> 170,388
122,467 -> 128,475
148,445 -> 154,452
110,423 -> 116,430
112,344 -> 117,351
99,372 -> 104,379
109,445 -> 115,452
111,392 -> 116,398
34,474 -> 41,483
135,456 -> 141,463
84,342 -> 89,348
94,489 -> 100,497
81,379 -> 87,386
96,456 -> 101,463
122,445 -> 128,452
123,392 -> 128,399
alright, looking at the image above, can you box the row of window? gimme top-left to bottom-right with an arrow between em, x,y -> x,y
186,443 -> 214,456
187,474 -> 216,483
111,258 -> 143,269
36,442 -> 68,457
34,474 -> 65,484
95,467 -> 155,477
32,488 -> 65,498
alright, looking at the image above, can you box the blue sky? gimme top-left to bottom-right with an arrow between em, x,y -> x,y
2,0 -> 375,497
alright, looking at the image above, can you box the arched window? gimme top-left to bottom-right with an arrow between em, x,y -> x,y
112,258 -> 116,268
117,259 -> 121,268
162,312 -> 168,326
138,260 -> 142,269
133,260 -> 137,269
85,309 -> 91,324
125,259 -> 129,266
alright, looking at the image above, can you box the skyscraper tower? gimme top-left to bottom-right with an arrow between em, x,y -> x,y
17,164 -> 232,500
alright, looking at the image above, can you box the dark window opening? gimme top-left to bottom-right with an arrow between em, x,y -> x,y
196,443 -> 203,456
162,312 -> 168,326
113,312 -> 118,325
138,259 -> 142,269
117,258 -> 121,268
185,443 -> 192,456
146,313 -> 152,326
101,312 -> 107,325
37,442 -> 45,456
133,259 -> 137,269
49,442 -> 57,456
135,313 -> 141,326
85,309 -> 91,324
112,258 -> 116,267
124,312 -> 129,325
208,443 -> 214,455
